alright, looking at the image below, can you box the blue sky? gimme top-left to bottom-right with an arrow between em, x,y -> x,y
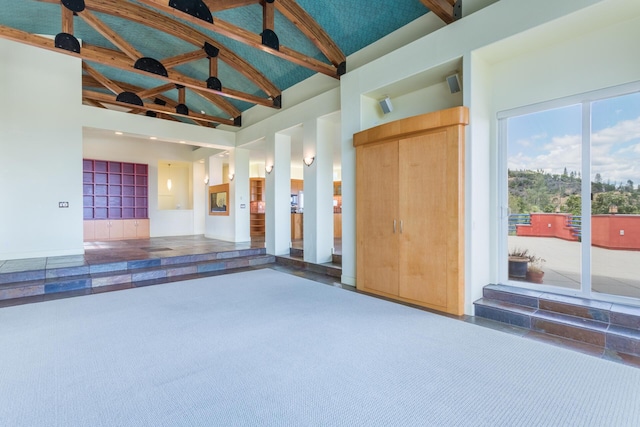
507,91 -> 640,186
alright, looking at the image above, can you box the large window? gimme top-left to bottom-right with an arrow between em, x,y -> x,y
501,86 -> 640,303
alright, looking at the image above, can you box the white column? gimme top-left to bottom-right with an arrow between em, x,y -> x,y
303,118 -> 334,264
193,160 -> 206,235
265,132 -> 291,255
230,148 -> 251,242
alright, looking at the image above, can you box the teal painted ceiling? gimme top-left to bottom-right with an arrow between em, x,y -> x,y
0,0 -> 436,128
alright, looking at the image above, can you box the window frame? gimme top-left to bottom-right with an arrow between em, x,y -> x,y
497,81 -> 640,306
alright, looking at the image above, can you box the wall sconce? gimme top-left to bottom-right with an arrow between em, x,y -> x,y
204,175 -> 209,185
167,163 -> 172,191
228,173 -> 235,181
303,156 -> 315,167
265,164 -> 274,174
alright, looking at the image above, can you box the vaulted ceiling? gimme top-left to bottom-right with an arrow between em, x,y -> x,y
0,0 -> 460,129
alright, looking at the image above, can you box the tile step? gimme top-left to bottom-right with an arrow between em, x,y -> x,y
0,254 -> 275,302
475,292 -> 640,357
276,256 -> 341,278
0,248 -> 266,285
482,284 -> 640,328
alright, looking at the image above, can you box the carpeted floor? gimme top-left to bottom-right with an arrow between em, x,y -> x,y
1,269 -> 639,426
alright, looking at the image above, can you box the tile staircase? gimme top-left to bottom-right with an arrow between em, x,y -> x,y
474,284 -> 640,358
280,247 -> 341,278
0,248 -> 275,303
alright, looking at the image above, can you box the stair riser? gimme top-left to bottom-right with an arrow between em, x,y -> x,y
539,299 -> 609,323
477,286 -> 640,358
531,318 -> 606,347
473,305 -> 532,329
607,333 -> 640,357
0,255 -> 275,302
0,249 -> 267,284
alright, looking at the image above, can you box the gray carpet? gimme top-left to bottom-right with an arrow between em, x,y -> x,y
1,269 -> 639,426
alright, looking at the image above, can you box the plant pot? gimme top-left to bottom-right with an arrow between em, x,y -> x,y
526,270 -> 544,284
508,256 -> 528,279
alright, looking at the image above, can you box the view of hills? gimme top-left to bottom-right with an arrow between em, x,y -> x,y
508,169 -> 640,215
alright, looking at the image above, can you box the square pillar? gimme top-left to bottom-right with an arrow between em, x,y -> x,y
303,118 -> 334,264
266,133 -> 291,255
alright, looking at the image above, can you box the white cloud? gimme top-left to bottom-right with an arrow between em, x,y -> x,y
509,115 -> 640,183
592,116 -> 640,144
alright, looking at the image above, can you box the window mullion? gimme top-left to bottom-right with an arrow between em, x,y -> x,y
581,102 -> 592,297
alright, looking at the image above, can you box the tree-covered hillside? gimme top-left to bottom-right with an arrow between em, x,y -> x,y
508,169 -> 640,215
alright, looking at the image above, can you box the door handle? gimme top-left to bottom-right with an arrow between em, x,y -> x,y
400,220 -> 404,234
393,219 -> 397,234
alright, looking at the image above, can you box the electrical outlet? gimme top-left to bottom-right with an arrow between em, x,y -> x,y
58,202 -> 69,208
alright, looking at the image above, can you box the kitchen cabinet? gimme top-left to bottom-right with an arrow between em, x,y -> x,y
353,107 -> 468,315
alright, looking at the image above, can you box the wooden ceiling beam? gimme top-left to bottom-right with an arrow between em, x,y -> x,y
77,9 -> 143,61
204,0 -> 257,13
84,0 -> 280,98
82,76 -> 206,125
161,49 -> 208,69
137,0 -> 340,78
135,83 -> 177,100
82,62 -> 123,94
419,0 -> 456,24
263,0 -> 274,32
275,0 -> 345,68
83,98 -> 107,109
61,4 -> 74,34
0,25 -> 270,110
80,45 -> 272,107
191,88 -> 241,118
209,56 -> 218,79
83,90 -> 236,126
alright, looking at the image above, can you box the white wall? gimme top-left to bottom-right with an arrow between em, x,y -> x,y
0,39 -> 83,259
83,134 -> 200,237
474,0 -> 640,303
361,83 -> 463,131
340,0 -> 615,312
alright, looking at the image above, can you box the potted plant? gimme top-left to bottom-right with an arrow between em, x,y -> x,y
508,248 -> 530,279
508,248 -> 545,283
526,256 -> 546,284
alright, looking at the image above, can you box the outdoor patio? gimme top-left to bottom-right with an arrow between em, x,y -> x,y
508,236 -> 640,300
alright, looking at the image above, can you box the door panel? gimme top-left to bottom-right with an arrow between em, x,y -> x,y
356,141 -> 399,295
398,132 -> 451,307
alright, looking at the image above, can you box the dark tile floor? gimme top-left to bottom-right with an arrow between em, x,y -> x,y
1,235 -> 638,369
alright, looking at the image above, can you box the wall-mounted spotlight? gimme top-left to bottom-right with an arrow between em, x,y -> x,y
204,175 -> 209,185
303,156 -> 315,167
228,173 -> 235,181
265,164 -> 274,174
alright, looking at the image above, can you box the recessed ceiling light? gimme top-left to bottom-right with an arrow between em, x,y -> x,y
179,140 -> 186,144
115,131 -> 123,135
150,136 -> 157,140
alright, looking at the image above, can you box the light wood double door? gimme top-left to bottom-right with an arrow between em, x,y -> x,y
355,107 -> 467,315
